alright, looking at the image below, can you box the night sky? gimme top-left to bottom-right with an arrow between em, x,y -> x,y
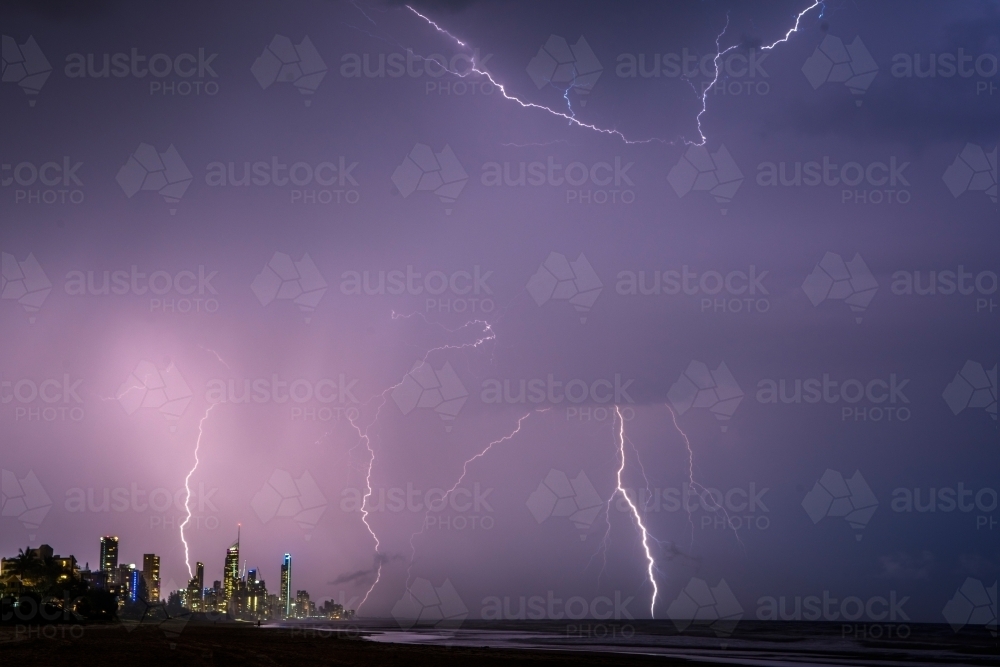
1,0 -> 997,627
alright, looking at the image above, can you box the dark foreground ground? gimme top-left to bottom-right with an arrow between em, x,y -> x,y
1,621 -> 995,666
0,623 -> 716,667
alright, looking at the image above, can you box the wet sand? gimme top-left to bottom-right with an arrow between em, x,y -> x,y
0,622 -> 719,666
1,621 -> 994,666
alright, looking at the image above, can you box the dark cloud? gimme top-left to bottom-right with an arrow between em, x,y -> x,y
328,553 -> 403,586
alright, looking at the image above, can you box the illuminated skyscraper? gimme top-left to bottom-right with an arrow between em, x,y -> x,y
280,554 -> 291,619
186,561 -> 205,610
142,554 -> 161,602
100,536 -> 119,583
223,526 -> 240,603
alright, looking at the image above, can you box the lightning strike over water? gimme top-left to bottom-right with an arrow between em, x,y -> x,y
613,406 -> 659,618
666,404 -> 746,552
406,409 -> 536,587
405,1 -> 825,146
348,316 -> 500,611
181,402 -> 217,578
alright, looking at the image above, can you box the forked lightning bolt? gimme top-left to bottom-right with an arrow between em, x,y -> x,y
693,1 -> 824,144
666,404 -> 745,552
406,410 -> 537,588
405,1 -> 824,146
613,406 -> 659,617
348,317 -> 499,612
181,402 -> 217,578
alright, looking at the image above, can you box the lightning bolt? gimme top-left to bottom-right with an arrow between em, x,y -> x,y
405,409 -> 537,587
198,345 -> 231,370
181,402 -> 216,579
405,4 -> 661,145
665,403 -> 745,552
348,316 -> 500,612
693,1 -> 824,145
612,405 -> 658,618
405,1 -> 824,146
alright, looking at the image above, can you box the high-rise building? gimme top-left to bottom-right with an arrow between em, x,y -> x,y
293,590 -> 314,619
129,568 -> 142,603
223,526 -> 240,603
204,580 -> 223,612
117,563 -> 140,605
142,554 -> 161,602
186,561 -> 205,610
280,553 -> 291,619
100,536 -> 119,583
231,567 -> 268,620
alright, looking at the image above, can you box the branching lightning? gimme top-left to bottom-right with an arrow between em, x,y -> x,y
348,316 -> 499,612
181,402 -> 216,578
612,406 -> 658,617
404,1 -> 824,146
335,0 -> 825,615
692,1 -> 823,144
405,410 -> 537,587
666,403 -> 745,552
